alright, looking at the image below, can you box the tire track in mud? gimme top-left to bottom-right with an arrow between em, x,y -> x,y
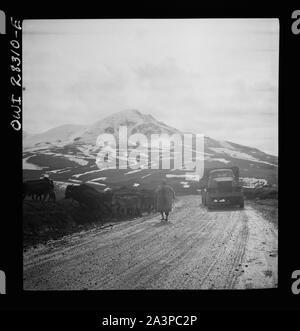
23,199 -> 236,289
224,218 -> 249,289
23,196 -> 276,290
48,209 -> 214,289
198,216 -> 248,289
98,218 -> 217,289
234,206 -> 277,289
144,213 -> 235,289
156,210 -> 248,289
23,214 -> 160,270
24,201 -> 193,270
24,200 -> 210,289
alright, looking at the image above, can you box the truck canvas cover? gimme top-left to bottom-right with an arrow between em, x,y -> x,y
199,166 -> 239,188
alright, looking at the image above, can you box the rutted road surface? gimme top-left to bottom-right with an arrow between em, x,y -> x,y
23,196 -> 277,290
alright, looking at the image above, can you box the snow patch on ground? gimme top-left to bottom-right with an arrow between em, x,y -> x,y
73,169 -> 104,178
57,169 -> 72,174
55,181 -> 80,188
88,177 -> 107,182
63,155 -> 89,166
69,179 -> 82,183
219,141 -> 234,149
76,145 -> 96,157
124,169 -> 142,175
209,147 -> 259,162
166,173 -> 200,181
206,157 -> 231,164
241,177 -> 268,188
209,147 -> 277,166
185,174 -> 200,181
86,181 -> 106,186
23,145 -> 54,152
47,168 -> 71,174
180,181 -> 190,188
23,156 -> 46,170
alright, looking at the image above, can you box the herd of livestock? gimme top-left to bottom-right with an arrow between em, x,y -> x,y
23,177 -> 156,217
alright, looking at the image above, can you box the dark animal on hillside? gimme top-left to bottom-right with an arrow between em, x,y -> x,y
111,192 -> 142,217
47,190 -> 56,202
23,178 -> 55,202
31,189 -> 56,202
139,189 -> 155,214
64,184 -> 111,211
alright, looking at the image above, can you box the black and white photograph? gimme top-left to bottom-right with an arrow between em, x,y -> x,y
22,19 -> 278,290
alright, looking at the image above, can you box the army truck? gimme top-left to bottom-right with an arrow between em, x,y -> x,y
199,166 -> 244,209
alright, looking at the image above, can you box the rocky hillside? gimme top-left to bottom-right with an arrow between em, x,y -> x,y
23,109 -> 278,194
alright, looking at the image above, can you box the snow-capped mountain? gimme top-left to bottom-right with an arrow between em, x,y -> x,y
23,109 -> 180,147
23,109 -> 278,193
23,124 -> 87,147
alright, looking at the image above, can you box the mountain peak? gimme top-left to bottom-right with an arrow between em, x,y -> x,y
123,109 -> 142,116
82,109 -> 180,142
110,109 -> 142,117
24,109 -> 181,147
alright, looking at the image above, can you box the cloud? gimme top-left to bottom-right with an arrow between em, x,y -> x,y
23,19 -> 278,155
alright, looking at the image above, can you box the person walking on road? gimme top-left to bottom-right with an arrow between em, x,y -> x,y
155,180 -> 176,221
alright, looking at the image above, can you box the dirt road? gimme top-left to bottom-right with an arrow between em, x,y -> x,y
23,196 -> 277,290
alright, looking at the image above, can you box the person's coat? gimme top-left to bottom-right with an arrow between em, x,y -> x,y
155,184 -> 175,212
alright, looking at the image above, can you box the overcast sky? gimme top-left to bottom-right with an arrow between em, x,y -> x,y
23,19 -> 279,155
